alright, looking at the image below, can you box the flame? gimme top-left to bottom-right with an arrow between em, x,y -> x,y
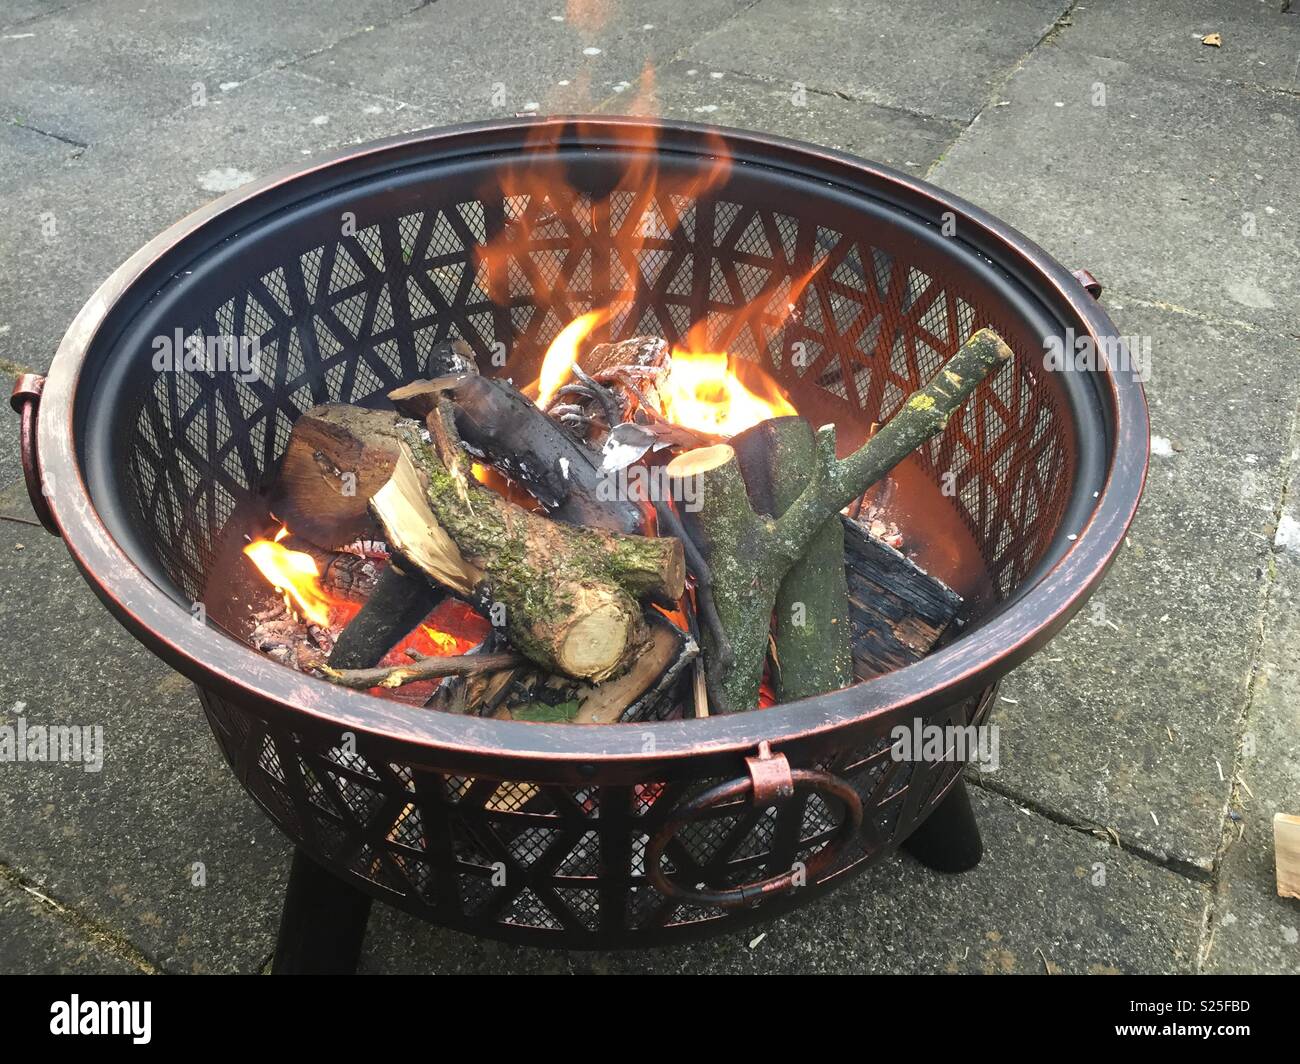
474,76 -> 733,306
243,528 -> 333,627
244,528 -> 490,667
660,346 -> 797,436
535,308 -> 610,407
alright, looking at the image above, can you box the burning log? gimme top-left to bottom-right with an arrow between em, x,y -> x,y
666,328 -> 1013,713
569,614 -> 696,723
731,417 -> 852,703
275,402 -> 684,683
326,563 -> 446,670
389,374 -> 644,533
424,336 -> 479,378
842,517 -> 963,677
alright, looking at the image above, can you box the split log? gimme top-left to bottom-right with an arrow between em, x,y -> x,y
666,328 -> 1013,713
841,517 -> 962,678
732,417 -> 853,703
267,404 -> 406,547
389,374 -> 644,533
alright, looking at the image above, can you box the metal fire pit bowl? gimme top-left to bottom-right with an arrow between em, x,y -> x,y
14,118 -> 1147,955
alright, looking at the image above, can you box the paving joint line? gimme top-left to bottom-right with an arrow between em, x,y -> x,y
0,859 -> 164,974
966,772 -> 1215,883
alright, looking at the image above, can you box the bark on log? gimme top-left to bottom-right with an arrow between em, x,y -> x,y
665,328 -> 1013,712
842,516 -> 963,678
389,374 -> 644,533
732,417 -> 852,703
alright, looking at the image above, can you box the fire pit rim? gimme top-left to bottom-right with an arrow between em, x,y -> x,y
33,116 -> 1149,772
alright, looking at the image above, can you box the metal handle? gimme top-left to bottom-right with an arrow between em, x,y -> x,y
646,742 -> 864,909
1072,268 -> 1103,300
10,374 -> 59,536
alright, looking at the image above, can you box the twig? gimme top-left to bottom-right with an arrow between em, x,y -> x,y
570,362 -> 624,429
319,650 -> 524,690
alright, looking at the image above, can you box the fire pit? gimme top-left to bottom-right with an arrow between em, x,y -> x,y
12,118 -> 1147,967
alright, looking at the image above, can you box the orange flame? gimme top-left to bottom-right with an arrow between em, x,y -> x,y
243,528 -> 333,627
244,528 -> 491,666
661,337 -> 797,437
474,74 -> 733,306
535,308 -> 610,407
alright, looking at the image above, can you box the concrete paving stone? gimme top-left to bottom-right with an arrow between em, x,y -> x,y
0,501 -> 288,973
683,0 -> 1072,125
929,45 -> 1300,333
0,875 -> 142,974
598,60 -> 962,175
0,69 -> 435,379
1204,414 -> 1300,974
359,787 -> 1207,974
1060,0 -> 1300,92
292,0 -> 758,122
0,0 -> 425,144
1,118 -> 84,196
0,1 -> 92,32
988,303 -> 1300,873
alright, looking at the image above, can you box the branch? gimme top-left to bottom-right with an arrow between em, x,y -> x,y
319,650 -> 524,690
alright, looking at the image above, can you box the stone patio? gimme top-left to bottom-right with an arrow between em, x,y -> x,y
1,0 -> 1297,974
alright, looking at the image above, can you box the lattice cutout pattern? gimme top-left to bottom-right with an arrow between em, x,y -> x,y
200,684 -> 995,945
127,190 -> 1072,605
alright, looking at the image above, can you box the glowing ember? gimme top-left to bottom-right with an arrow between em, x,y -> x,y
243,528 -> 488,665
243,528 -> 333,627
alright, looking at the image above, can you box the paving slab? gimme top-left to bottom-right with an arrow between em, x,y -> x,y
598,60 -> 961,176
0,1 -> 91,32
359,787 -> 1207,974
0,69 -> 434,380
988,302 -> 1299,873
929,45 -> 1300,333
1060,0 -> 1300,92
292,0 -> 757,121
683,0 -> 1071,124
1,117 -> 83,196
0,874 -> 142,974
0,490 -> 287,974
0,0 -> 424,144
1204,415 -> 1300,974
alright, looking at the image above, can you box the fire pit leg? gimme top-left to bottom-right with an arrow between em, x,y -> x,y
271,849 -> 372,975
900,779 -> 983,873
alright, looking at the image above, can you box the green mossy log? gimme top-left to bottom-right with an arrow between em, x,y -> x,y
668,328 -> 1013,713
732,417 -> 853,704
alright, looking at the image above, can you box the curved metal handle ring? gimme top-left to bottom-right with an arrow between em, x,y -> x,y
10,374 -> 58,536
646,767 -> 864,909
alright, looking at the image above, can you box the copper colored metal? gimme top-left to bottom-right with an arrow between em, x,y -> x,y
15,118 -> 1149,947
646,750 -> 864,908
1071,268 -> 1103,299
9,373 -> 57,536
746,741 -> 794,804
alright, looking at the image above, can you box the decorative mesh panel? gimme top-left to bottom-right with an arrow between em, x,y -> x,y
125,188 -> 1072,605
200,684 -> 996,945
